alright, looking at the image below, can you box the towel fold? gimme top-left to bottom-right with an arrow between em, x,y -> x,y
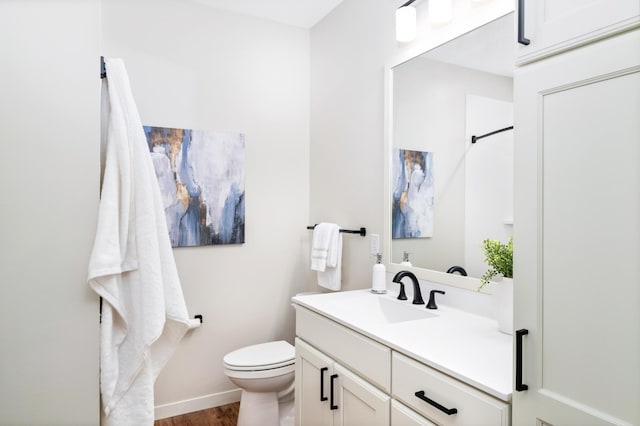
311,223 -> 339,271
311,223 -> 342,291
88,58 -> 190,425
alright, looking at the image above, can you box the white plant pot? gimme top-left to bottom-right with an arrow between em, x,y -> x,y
491,277 -> 513,335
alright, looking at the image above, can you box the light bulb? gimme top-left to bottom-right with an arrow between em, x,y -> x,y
396,6 -> 417,42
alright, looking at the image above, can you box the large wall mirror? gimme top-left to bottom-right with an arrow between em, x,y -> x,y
384,12 -> 515,291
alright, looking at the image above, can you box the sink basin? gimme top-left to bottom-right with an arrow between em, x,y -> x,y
374,296 -> 436,323
311,291 -> 436,325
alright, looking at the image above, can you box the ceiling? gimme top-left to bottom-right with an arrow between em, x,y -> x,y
193,0 -> 345,28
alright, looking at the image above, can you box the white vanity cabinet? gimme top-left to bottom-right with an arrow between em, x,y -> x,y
515,0 -> 639,65
294,304 -> 391,426
513,16 -> 640,426
294,304 -> 511,425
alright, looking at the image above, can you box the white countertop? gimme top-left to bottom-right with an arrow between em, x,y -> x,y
292,289 -> 513,402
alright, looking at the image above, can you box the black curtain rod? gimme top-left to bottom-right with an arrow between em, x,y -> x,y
307,225 -> 367,237
400,0 -> 417,7
100,56 -> 106,79
471,126 -> 513,144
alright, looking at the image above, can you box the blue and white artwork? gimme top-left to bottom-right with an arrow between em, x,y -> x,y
144,126 -> 245,247
392,148 -> 434,239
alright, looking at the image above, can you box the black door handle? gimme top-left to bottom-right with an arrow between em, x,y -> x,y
518,0 -> 531,45
330,374 -> 339,410
320,367 -> 328,401
414,391 -> 458,415
516,328 -> 529,391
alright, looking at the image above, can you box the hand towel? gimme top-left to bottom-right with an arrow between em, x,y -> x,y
310,223 -> 339,271
317,231 -> 343,291
88,58 -> 190,426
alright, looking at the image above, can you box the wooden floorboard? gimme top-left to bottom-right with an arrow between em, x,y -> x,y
154,402 -> 240,426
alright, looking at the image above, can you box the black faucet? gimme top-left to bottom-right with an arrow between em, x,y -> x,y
446,265 -> 467,276
426,290 -> 445,309
392,271 -> 424,305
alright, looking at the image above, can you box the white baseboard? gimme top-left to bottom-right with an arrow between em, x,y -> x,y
154,388 -> 242,420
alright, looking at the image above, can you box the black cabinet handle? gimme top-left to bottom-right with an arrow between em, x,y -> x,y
518,0 -> 531,45
320,367 -> 328,401
414,391 -> 458,415
516,328 -> 529,391
330,374 -> 339,410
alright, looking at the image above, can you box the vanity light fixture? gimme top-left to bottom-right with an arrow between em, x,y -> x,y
428,0 -> 452,24
396,0 -> 417,42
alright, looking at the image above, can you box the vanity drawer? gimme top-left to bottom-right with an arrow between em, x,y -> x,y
392,352 -> 510,426
392,399 -> 437,426
295,306 -> 391,392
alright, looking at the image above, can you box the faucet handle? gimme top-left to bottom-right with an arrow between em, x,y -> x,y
426,290 -> 445,310
397,282 -> 407,301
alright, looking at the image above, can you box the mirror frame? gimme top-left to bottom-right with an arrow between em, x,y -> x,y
382,10 -> 514,294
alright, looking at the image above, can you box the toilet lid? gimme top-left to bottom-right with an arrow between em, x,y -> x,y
224,340 -> 295,371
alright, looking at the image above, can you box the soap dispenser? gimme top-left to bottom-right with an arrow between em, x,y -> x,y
371,254 -> 387,294
400,251 -> 412,267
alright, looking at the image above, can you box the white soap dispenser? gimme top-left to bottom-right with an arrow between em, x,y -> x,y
371,254 -> 387,294
400,251 -> 412,267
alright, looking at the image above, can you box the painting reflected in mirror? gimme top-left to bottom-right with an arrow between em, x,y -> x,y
390,13 -> 514,279
392,148 -> 434,239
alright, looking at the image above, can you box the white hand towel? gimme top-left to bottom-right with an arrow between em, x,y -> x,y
317,231 -> 343,291
311,223 -> 339,271
88,58 -> 190,426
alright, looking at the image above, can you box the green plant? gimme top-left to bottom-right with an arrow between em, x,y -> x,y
478,237 -> 513,291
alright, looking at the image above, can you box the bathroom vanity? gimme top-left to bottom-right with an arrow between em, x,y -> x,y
292,290 -> 512,425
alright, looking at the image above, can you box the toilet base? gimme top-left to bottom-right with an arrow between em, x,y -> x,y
237,390 -> 280,426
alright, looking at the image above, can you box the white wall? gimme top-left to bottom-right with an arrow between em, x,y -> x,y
0,1 -> 100,424
100,0 -> 311,416
310,0 -> 396,290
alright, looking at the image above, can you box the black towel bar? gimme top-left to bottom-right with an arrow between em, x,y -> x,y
307,225 -> 366,237
471,126 -> 514,144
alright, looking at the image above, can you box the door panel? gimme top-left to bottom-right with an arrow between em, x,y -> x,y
513,30 -> 640,425
334,364 -> 390,426
541,72 -> 640,422
295,338 -> 334,426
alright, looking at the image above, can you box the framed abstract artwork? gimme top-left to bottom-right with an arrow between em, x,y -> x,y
144,126 -> 245,247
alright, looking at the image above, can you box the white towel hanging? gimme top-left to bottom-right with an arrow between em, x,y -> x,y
88,58 -> 190,425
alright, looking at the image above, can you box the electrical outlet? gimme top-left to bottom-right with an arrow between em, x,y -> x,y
370,234 -> 380,255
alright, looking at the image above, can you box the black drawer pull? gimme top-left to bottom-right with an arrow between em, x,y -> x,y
415,391 -> 458,415
320,367 -> 328,401
517,0 -> 531,45
516,329 -> 529,391
330,374 -> 339,410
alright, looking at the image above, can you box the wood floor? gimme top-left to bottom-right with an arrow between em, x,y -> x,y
154,402 -> 240,426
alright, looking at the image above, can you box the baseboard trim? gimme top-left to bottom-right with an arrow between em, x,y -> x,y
154,388 -> 242,420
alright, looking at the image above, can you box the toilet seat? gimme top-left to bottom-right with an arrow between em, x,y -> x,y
223,340 -> 295,372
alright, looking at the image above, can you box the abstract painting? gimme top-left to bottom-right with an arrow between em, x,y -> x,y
392,148 -> 434,239
144,126 -> 245,247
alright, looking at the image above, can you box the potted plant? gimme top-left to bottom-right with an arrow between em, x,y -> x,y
478,236 -> 513,334
478,236 -> 513,291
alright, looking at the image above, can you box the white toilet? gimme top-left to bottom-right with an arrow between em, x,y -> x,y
223,340 -> 295,426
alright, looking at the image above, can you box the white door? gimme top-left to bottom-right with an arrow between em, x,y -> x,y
513,30 -> 640,425
296,338 -> 335,426
516,0 -> 640,64
333,363 -> 390,426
